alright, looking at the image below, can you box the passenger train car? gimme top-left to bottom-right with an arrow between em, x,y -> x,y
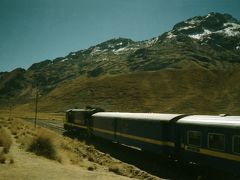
177,115 -> 240,174
92,112 -> 186,155
64,108 -> 240,175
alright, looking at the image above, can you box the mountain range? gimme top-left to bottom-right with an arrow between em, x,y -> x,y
1,12 -> 240,114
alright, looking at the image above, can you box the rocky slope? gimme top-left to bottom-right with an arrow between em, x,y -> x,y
1,12 -> 240,114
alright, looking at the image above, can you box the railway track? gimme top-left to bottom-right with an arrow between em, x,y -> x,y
22,118 -> 65,134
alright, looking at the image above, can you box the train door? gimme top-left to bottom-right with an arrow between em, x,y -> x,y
93,116 -> 116,141
67,110 -> 73,123
113,118 -> 118,142
174,124 -> 182,155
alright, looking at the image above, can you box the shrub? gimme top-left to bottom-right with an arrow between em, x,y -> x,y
9,157 -> 14,164
109,165 -> 121,175
10,120 -> 22,136
0,153 -> 14,164
0,154 -> 6,164
0,128 -> 12,153
27,132 -> 57,160
88,165 -> 96,171
17,134 -> 34,149
88,156 -> 95,162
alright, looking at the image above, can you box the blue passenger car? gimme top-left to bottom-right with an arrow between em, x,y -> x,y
176,115 -> 240,174
92,112 -> 184,155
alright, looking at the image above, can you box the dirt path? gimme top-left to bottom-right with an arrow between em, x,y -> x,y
0,137 -> 133,180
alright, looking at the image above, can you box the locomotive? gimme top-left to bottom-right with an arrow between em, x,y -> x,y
64,107 -> 240,175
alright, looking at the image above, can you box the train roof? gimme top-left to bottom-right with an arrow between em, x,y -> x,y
177,115 -> 240,128
66,109 -> 86,112
66,108 -> 96,112
92,112 -> 183,122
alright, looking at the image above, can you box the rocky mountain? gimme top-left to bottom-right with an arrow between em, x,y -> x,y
167,12 -> 240,50
1,12 -> 240,114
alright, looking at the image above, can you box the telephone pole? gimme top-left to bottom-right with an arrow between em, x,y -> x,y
34,84 -> 38,128
9,104 -> 12,120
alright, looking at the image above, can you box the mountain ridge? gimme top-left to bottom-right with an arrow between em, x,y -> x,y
1,12 -> 240,114
2,12 -> 240,74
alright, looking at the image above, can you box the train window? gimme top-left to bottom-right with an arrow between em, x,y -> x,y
74,112 -> 86,125
208,133 -> 225,151
67,111 -> 73,122
233,136 -> 240,154
187,131 -> 202,147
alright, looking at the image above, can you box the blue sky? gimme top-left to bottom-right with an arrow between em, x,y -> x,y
0,0 -> 240,72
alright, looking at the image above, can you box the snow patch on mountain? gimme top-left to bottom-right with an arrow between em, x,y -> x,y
113,47 -> 131,54
166,32 -> 176,39
91,47 -> 102,55
171,16 -> 240,41
205,13 -> 211,19
108,44 -> 114,48
145,37 -> 159,46
61,58 -> 68,62
217,23 -> 240,36
179,25 -> 195,31
188,29 -> 212,40
115,47 -> 126,52
95,57 -> 108,62
186,19 -> 201,25
112,46 -> 138,55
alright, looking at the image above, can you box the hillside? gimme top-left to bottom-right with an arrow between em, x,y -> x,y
1,12 -> 240,114
14,69 -> 240,115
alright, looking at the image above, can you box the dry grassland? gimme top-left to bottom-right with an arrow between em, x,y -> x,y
0,109 -> 64,121
0,125 -> 14,164
13,69 -> 240,115
0,115 -> 160,180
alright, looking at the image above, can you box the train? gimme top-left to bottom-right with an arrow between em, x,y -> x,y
64,107 -> 240,175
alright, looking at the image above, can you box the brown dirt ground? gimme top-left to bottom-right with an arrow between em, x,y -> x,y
0,138 -> 133,180
0,114 -> 162,180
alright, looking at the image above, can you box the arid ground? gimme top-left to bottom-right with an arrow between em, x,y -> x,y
0,110 -> 237,180
0,110 -> 161,180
